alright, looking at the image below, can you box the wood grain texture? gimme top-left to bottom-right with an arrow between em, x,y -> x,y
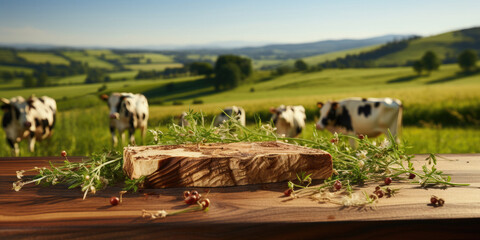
1,154 -> 480,239
123,141 -> 332,188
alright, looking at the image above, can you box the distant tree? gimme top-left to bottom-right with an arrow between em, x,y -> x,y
421,51 -> 440,73
189,62 -> 213,77
275,65 -> 293,75
22,75 -> 36,88
412,60 -> 423,75
1,71 -> 14,82
458,49 -> 478,72
85,69 -> 105,84
214,55 -> 252,91
214,55 -> 252,80
294,59 -> 308,71
36,72 -> 49,87
215,62 -> 242,90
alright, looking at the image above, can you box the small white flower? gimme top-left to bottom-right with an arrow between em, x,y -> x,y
157,210 -> 168,218
358,160 -> 365,169
380,139 -> 390,149
90,186 -> 96,194
16,170 -> 24,179
12,181 -> 24,191
52,178 -> 58,185
341,194 -> 363,207
356,150 -> 368,160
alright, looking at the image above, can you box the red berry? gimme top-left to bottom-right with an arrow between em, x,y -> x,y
200,199 -> 210,209
61,150 -> 67,157
437,198 -> 445,206
284,189 -> 293,196
384,177 -> 392,185
376,190 -> 384,198
357,134 -> 364,140
430,196 -> 438,205
333,180 -> 342,190
110,196 -> 119,206
183,191 -> 190,199
184,195 -> 199,205
190,190 -> 199,198
330,138 -> 337,144
375,186 -> 381,191
408,173 -> 416,179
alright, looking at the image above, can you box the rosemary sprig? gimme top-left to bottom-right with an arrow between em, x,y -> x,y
13,111 -> 468,201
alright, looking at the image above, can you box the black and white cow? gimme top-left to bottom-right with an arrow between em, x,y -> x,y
316,97 -> 403,138
101,92 -> 149,146
214,106 -> 246,127
270,105 -> 306,138
1,95 -> 57,156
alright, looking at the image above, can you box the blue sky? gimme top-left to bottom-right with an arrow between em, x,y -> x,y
0,0 -> 479,47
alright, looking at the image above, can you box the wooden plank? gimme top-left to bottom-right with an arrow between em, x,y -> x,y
123,141 -> 332,188
0,154 -> 480,239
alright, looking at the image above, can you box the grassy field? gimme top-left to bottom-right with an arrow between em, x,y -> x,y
17,52 -> 70,65
0,65 -> 34,74
0,49 -> 19,63
1,62 -> 479,156
303,45 -> 381,65
124,63 -> 183,71
62,51 -> 115,69
374,30 -> 473,66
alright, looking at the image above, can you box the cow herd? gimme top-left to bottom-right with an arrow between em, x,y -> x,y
1,92 -> 403,156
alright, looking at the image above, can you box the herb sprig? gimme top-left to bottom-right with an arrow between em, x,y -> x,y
13,111 -> 468,201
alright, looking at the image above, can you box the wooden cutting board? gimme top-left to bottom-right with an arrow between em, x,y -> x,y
123,141 -> 332,188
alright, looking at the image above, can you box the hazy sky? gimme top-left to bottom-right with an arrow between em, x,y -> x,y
0,0 -> 479,47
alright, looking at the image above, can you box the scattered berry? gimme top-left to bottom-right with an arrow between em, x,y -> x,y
375,186 -> 381,192
357,134 -> 364,140
430,196 -> 438,205
330,138 -> 337,144
384,177 -> 392,185
375,190 -> 384,198
437,198 -> 445,206
408,173 -> 416,179
184,194 -> 199,205
333,180 -> 342,191
190,190 -> 199,198
61,150 -> 67,157
369,194 -> 378,200
200,198 -> 210,209
183,191 -> 191,199
110,196 -> 119,206
284,188 -> 293,196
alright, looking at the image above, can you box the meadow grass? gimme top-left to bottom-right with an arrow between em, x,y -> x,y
0,65 -> 34,74
62,51 -> 114,69
17,52 -> 70,65
124,63 -> 183,71
303,44 -> 381,65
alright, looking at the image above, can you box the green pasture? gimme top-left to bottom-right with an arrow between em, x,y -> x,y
375,31 -> 470,66
62,51 -> 114,69
17,52 -> 70,65
0,106 -> 478,156
124,63 -> 183,71
303,45 -> 380,66
0,62 -> 479,156
187,54 -> 217,63
0,65 -> 33,74
0,49 -> 18,63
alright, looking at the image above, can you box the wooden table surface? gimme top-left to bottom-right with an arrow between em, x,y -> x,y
1,154 -> 480,239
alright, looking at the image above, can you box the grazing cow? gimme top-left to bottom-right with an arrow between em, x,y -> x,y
1,95 -> 57,156
101,92 -> 149,146
214,106 -> 246,127
316,97 -> 403,139
270,105 -> 306,138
